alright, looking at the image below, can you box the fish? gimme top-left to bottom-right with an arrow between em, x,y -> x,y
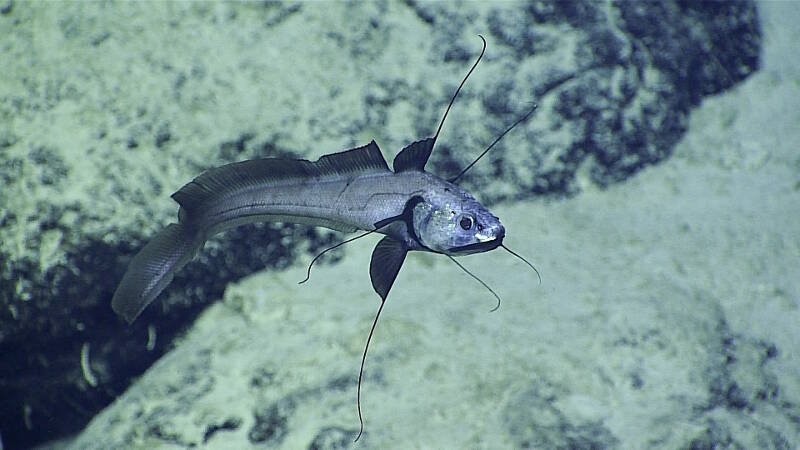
111,35 -> 538,441
110,138 -> 508,322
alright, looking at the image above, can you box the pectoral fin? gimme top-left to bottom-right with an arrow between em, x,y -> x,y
369,236 -> 408,300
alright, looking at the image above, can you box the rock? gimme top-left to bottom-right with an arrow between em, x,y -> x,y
0,1 -> 761,447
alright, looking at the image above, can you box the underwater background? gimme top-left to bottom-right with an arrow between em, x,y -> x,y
1,1 -> 797,449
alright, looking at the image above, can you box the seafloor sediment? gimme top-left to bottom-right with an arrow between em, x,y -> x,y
2,1 -> 796,449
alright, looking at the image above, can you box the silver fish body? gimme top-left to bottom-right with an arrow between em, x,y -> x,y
186,168 -> 427,244
185,168 -> 502,251
111,139 -> 504,323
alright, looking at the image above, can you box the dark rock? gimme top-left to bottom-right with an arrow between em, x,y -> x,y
504,384 -> 620,449
1,1 -> 13,16
247,398 -> 295,445
438,0 -> 762,201
309,427 -> 355,450
202,417 -> 242,443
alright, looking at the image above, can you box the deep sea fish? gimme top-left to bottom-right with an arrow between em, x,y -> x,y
111,36 -> 538,441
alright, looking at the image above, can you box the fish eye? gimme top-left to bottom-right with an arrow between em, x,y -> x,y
459,215 -> 474,230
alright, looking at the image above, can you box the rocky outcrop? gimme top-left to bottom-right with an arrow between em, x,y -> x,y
0,1 -> 760,447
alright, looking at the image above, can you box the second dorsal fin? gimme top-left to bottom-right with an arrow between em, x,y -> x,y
393,138 -> 434,172
172,140 -> 388,214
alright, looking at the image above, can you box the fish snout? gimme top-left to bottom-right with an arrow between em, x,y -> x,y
478,221 -> 504,243
465,221 -> 503,253
494,223 -> 506,242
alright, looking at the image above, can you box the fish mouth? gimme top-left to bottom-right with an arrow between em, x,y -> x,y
447,234 -> 504,254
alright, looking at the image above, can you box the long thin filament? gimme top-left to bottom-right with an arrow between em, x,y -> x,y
354,298 -> 387,442
299,230 -> 376,284
447,255 -> 502,312
449,103 -> 538,184
432,35 -> 487,144
500,244 -> 541,285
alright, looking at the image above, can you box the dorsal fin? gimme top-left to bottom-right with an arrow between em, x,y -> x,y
315,140 -> 389,175
392,138 -> 434,172
172,140 -> 388,213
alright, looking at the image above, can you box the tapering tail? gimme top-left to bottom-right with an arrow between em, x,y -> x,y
111,223 -> 204,323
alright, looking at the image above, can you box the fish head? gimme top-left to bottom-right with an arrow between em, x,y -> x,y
411,186 -> 505,255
